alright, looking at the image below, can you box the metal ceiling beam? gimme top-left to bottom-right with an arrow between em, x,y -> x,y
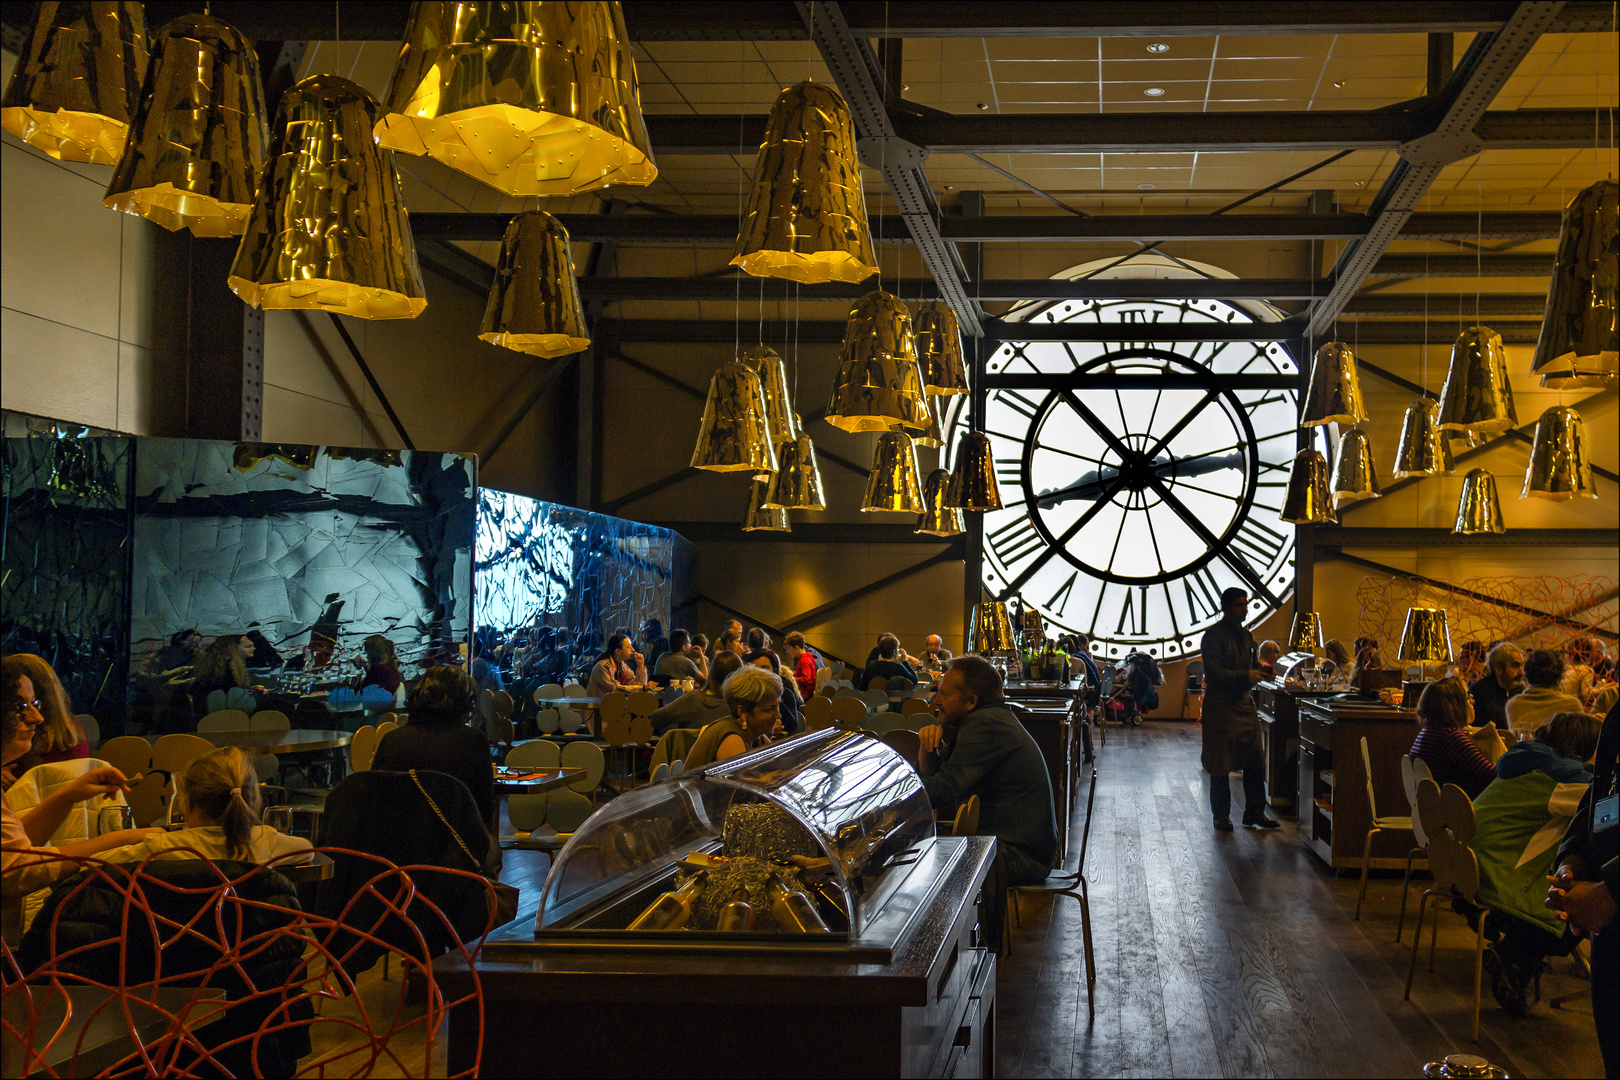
643,108 -> 1604,155
1340,321 -> 1542,344
409,210 -> 1562,245
800,2 -> 983,336
576,276 -> 1331,302
131,1 -> 1612,40
1340,293 -> 1550,317
1316,527 -> 1619,547
647,521 -> 965,545
1368,252 -> 1553,277
1305,2 -> 1563,338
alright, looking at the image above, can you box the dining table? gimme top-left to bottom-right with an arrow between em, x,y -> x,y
493,766 -> 585,796
267,851 -> 335,885
195,729 -> 353,755
2,985 -> 227,1078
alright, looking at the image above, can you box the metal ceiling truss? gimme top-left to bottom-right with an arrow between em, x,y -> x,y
124,1 -> 1614,41
1306,2 -> 1565,338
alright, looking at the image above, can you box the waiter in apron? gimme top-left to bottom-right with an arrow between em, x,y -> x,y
1198,587 -> 1279,832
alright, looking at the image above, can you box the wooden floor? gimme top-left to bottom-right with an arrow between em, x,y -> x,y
994,721 -> 1602,1079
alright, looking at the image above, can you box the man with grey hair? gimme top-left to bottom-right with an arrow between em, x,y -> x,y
684,665 -> 784,769
1257,640 -> 1283,678
1471,642 -> 1526,730
921,634 -> 952,672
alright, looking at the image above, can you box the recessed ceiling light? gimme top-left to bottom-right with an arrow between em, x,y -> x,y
1333,80 -> 1346,88
903,84 -> 910,91
1146,42 -> 1169,53
1144,87 -> 1166,97
944,184 -> 955,190
1139,183 -> 1155,190
977,102 -> 990,110
1354,180 -> 1365,186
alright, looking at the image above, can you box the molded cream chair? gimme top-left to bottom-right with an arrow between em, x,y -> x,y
1404,779 -> 1493,1040
347,725 -> 380,773
1355,735 -> 1414,920
249,710 -> 291,733
96,736 -> 152,781
949,794 -> 980,838
506,740 -> 562,770
1395,755 -> 1436,943
802,695 -> 834,733
560,740 -> 605,800
197,710 -> 251,732
830,696 -> 869,731
75,714 -> 100,743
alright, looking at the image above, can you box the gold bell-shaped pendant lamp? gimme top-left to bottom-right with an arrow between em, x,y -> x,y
2,1 -> 148,164
1438,326 -> 1517,434
479,211 -> 591,358
228,76 -> 427,319
862,431 -> 926,513
1391,398 -> 1454,478
732,81 -> 878,285
914,397 -> 946,448
826,291 -> 932,433
969,600 -> 1016,654
1300,341 -> 1367,427
741,346 -> 800,449
690,361 -> 777,474
764,432 -> 827,511
1287,612 -> 1325,652
375,1 -> 656,196
1280,448 -> 1338,524
916,468 -> 964,537
1454,468 -> 1506,534
914,301 -> 970,395
1399,606 -> 1453,682
1531,179 -> 1618,390
944,432 -> 1004,511
1521,405 -> 1597,501
743,477 -> 791,533
103,14 -> 267,236
1330,428 -> 1382,507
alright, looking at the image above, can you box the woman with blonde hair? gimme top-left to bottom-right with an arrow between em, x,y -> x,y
101,746 -> 311,865
193,634 -> 252,703
357,634 -> 401,696
3,654 -> 87,770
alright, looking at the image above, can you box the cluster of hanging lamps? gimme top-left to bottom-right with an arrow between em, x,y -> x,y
915,468 -> 964,536
1391,398 -> 1454,478
732,81 -> 878,284
1300,342 -> 1367,426
103,14 -> 267,237
2,1 -> 148,165
1530,179 -> 1618,390
861,432 -> 926,513
826,291 -> 933,433
374,1 -> 656,197
743,477 -> 791,532
1521,405 -> 1597,500
228,75 -> 426,319
1437,326 -> 1517,434
914,301 -> 970,395
479,211 -> 590,356
691,361 -> 777,475
1330,427 -> 1382,507
1280,448 -> 1337,524
945,432 -> 1004,511
1454,468 -> 1506,535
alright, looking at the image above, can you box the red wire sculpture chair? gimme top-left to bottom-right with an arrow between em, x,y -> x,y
2,846 -> 493,1078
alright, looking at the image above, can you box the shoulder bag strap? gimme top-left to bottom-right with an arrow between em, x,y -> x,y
408,769 -> 481,870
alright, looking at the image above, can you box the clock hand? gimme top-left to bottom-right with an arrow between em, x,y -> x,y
1141,388 -> 1221,462
1145,476 -> 1280,608
1036,452 -> 1243,509
997,472 -> 1130,601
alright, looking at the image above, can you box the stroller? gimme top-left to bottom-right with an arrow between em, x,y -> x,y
1103,650 -> 1164,727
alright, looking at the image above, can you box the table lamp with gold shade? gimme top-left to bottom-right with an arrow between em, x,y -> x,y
1398,607 -> 1453,706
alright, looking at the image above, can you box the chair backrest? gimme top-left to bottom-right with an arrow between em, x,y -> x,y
507,792 -> 549,833
75,713 -> 100,743
555,707 -> 584,734
249,709 -> 290,733
832,687 -> 861,700
205,689 -> 228,714
96,735 -> 153,779
899,697 -> 930,717
1417,778 -> 1482,901
866,676 -> 889,691
224,687 -> 256,712
492,690 -> 514,720
546,788 -> 594,833
629,715 -> 655,746
802,695 -> 834,732
478,688 -> 496,722
670,758 -> 684,776
830,696 -> 869,730
865,712 -> 906,734
348,725 -> 379,773
886,676 -> 915,693
251,753 -> 279,783
951,794 -> 980,838
151,733 -> 218,776
197,709 -> 251,732
906,707 -> 939,732
1410,756 -> 1434,786
376,719 -> 399,738
560,740 -> 605,793
626,691 -> 660,720
562,682 -> 587,698
1400,755 -> 1429,847
506,739 -> 561,769
536,683 -> 564,702
860,689 -> 889,710
879,729 -> 921,766
536,707 -> 561,734
650,762 -> 671,784
1359,736 -> 1382,821
1186,660 -> 1204,677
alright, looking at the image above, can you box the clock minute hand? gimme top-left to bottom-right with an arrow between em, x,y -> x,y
1036,452 -> 1242,509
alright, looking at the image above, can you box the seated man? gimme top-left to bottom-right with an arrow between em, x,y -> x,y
863,634 -> 919,687
654,629 -> 707,684
1506,649 -> 1583,735
646,652 -> 742,736
920,635 -> 952,672
1471,711 -> 1602,1014
1470,642 -> 1525,730
918,656 -> 1059,886
1257,640 -> 1283,679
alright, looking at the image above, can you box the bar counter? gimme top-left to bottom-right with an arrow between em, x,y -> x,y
1295,697 -> 1421,871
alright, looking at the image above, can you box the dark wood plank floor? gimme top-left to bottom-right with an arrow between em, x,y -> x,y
994,721 -> 1603,1079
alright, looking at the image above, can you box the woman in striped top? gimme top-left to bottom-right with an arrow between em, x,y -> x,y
1409,675 -> 1499,800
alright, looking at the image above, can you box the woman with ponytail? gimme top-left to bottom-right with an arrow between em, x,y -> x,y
100,747 -> 312,866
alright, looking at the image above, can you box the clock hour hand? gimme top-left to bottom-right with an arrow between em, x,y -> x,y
1036,452 -> 1242,509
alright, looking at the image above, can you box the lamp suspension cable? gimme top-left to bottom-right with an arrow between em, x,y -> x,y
735,40 -> 746,362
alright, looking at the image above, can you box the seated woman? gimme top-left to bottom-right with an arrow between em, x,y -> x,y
744,648 -> 799,734
5,654 -> 88,771
647,652 -> 743,737
683,667 -> 785,769
373,665 -> 497,834
863,634 -> 918,688
585,634 -> 648,700
193,634 -> 253,706
1408,675 -> 1499,799
355,634 -> 402,697
2,661 -> 159,944
1471,711 -> 1602,1014
99,747 -> 312,866
1506,649 -> 1584,734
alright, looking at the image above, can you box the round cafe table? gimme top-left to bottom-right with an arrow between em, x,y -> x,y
195,729 -> 353,755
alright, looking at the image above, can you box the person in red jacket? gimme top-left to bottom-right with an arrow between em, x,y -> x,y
783,632 -> 819,701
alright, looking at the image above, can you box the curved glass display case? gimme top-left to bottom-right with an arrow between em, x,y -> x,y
535,728 -> 943,947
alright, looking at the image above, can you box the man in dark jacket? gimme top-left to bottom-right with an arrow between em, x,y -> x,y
1471,642 -> 1526,730
1199,587 -> 1278,831
1548,703 -> 1618,1078
918,656 -> 1059,885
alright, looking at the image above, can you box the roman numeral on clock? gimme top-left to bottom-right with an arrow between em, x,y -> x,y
1116,586 -> 1149,636
1231,518 -> 1287,567
1183,565 -> 1222,623
987,515 -> 1045,567
995,457 -> 1023,485
997,391 -> 1042,421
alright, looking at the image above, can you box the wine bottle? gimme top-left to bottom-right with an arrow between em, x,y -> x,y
717,887 -> 756,932
627,873 -> 706,931
766,873 -> 831,933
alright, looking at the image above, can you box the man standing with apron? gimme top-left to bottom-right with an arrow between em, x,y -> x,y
1198,587 -> 1279,831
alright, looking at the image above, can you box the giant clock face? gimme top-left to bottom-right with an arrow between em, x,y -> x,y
960,296 -> 1322,662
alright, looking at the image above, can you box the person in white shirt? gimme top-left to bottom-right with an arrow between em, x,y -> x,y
1506,649 -> 1584,737
100,747 -> 312,867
